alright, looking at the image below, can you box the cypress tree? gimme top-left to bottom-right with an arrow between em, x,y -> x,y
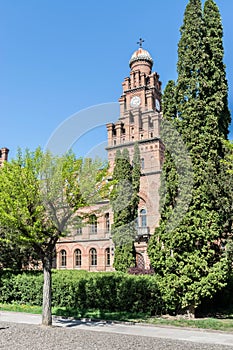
131,142 -> 141,219
202,0 -> 232,238
203,0 -> 231,140
111,144 -> 141,272
148,0 -> 231,316
158,80 -> 179,223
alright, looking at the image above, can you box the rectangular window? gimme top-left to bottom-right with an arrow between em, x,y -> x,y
105,248 -> 110,266
90,215 -> 97,234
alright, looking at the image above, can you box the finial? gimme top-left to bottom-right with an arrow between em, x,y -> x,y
137,38 -> 144,48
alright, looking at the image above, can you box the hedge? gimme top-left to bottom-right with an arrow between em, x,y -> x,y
0,270 -> 164,315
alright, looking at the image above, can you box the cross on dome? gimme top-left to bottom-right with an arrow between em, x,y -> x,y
129,40 -> 153,73
137,38 -> 144,48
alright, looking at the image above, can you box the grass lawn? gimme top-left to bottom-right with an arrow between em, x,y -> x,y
1,303 -> 233,332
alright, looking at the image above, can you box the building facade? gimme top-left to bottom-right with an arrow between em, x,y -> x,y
56,46 -> 164,271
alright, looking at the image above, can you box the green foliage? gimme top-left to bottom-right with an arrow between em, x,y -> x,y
0,241 -> 40,270
223,140 -> 233,175
0,270 -> 43,305
197,272 -> 233,316
111,144 -> 141,271
132,142 -> 141,194
203,0 -> 231,139
0,270 -> 162,315
148,0 -> 232,314
0,148 -> 108,325
0,148 -> 108,262
4,269 -> 233,317
131,142 -> 141,218
113,244 -> 136,272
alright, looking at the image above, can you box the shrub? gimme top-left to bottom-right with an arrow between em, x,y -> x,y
0,270 -> 163,315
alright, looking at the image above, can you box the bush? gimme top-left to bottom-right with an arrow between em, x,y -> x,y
0,270 -> 43,305
197,273 -> 233,317
0,270 -> 163,315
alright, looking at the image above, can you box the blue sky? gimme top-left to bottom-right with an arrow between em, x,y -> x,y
0,0 -> 233,159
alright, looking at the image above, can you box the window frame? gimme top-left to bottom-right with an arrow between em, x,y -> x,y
105,213 -> 110,233
141,158 -> 145,169
76,216 -> 82,235
90,248 -> 97,266
60,249 -> 67,267
140,208 -> 147,227
74,248 -> 82,267
105,247 -> 111,266
90,215 -> 97,234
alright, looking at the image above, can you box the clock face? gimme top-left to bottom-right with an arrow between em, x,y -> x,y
155,98 -> 160,112
130,96 -> 141,108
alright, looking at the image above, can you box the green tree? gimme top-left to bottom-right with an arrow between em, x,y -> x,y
148,0 -> 231,316
111,144 -> 141,272
157,81 -> 179,226
0,148 -> 107,325
132,142 -> 141,218
201,0 -> 232,238
203,0 -> 231,140
0,239 -> 40,270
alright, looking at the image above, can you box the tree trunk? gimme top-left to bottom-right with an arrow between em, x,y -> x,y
42,256 -> 52,326
187,305 -> 195,319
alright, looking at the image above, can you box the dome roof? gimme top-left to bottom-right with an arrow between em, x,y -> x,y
129,48 -> 153,67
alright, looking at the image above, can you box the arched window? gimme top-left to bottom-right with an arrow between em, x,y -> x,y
74,249 -> 82,267
90,248 -> 97,266
105,213 -> 110,232
105,248 -> 110,266
141,158 -> 145,169
90,215 -> 97,234
60,250 -> 67,267
140,209 -> 147,227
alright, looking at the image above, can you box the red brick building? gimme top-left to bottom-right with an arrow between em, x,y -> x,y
56,46 -> 164,271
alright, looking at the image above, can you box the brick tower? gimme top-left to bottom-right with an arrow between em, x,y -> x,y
56,43 -> 164,270
0,147 -> 9,167
106,43 -> 164,267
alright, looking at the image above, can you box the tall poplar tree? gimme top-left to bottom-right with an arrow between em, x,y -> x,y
148,0 -> 231,316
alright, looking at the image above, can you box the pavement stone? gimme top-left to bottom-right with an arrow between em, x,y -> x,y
1,311 -> 233,349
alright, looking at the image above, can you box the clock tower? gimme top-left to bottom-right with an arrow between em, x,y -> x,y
106,43 -> 164,267
56,43 -> 165,271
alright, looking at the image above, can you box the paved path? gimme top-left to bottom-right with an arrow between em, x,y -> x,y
1,311 -> 233,348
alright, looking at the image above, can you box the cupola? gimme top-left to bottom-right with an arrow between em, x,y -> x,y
129,47 -> 153,75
